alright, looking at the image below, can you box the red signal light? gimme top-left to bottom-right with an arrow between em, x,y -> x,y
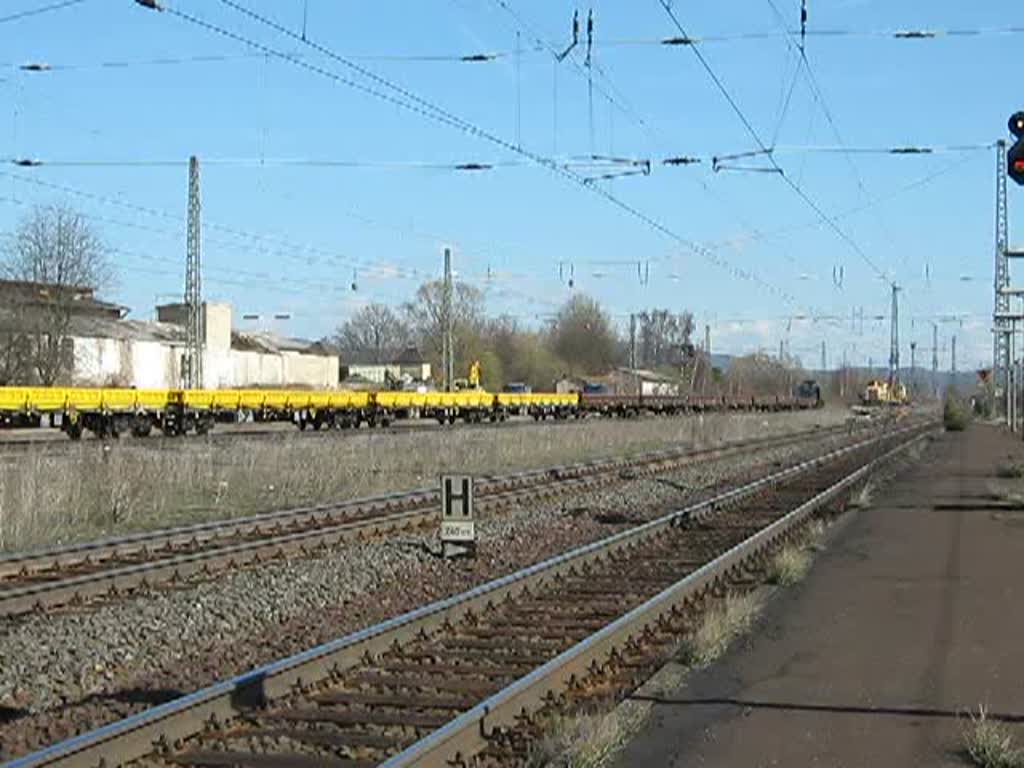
1011,136 -> 1024,186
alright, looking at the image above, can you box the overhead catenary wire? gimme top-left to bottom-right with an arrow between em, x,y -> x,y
92,2 -> 978,333
488,0 -> 658,152
143,0 -> 800,308
7,49 -> 518,73
40,21 -> 1011,69
657,0 -> 891,285
0,170 -> 565,311
0,169 -> 425,281
598,24 -> 1024,47
769,49 -> 803,149
114,0 -> 991,366
0,0 -> 86,25
765,0 -> 936,328
0,192 -> 402,308
487,0 -> 860,298
22,20 -> 1018,72
4,141 -> 993,171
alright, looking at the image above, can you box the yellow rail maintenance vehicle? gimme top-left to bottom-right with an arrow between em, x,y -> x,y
860,379 -> 910,407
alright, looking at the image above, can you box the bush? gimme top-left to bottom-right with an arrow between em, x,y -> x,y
944,397 -> 969,431
995,461 -> 1024,479
963,706 -> 1024,768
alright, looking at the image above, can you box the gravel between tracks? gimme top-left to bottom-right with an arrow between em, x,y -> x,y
1,409 -> 847,551
0,424 -> 862,760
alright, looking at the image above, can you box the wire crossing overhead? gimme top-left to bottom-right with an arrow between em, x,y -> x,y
53,22 -> 1017,65
4,142 -> 992,174
657,0 -> 892,285
0,170 -> 567,311
138,0 -> 801,308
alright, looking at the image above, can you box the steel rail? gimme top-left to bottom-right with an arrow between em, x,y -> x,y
0,404 -> 819,454
0,413 -> 595,454
0,422 -> 855,590
0,421 -> 856,618
5,419 -> 934,768
382,426 -> 933,767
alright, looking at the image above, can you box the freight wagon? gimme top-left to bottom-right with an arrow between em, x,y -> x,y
0,386 -> 819,440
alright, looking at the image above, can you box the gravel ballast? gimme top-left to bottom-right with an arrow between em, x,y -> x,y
0,419 -> 864,760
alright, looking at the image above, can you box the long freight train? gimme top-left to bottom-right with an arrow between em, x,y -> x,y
0,385 -> 822,440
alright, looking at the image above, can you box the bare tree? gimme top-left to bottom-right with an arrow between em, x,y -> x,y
637,309 -> 694,369
2,204 -> 113,384
403,280 -> 485,379
335,302 -> 410,363
725,352 -> 806,397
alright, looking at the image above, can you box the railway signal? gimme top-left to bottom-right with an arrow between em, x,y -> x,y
1009,111 -> 1024,186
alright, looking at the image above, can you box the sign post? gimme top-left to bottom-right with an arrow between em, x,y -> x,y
440,474 -> 476,558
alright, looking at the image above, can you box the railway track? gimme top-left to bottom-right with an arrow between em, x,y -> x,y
7,419 -> 935,768
0,415 -> 593,457
0,422 -> 862,618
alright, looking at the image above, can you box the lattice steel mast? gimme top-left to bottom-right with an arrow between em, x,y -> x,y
441,247 -> 453,391
184,155 -> 203,389
888,283 -> 900,391
995,139 -> 1010,407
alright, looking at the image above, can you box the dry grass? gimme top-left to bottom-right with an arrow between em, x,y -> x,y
0,408 -> 847,552
848,479 -> 876,509
527,705 -> 649,768
768,545 -> 812,586
964,706 -> 1024,768
527,512 -> 838,766
678,591 -> 759,668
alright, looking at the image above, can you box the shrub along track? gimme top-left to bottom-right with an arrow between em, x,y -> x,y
7,419 -> 935,768
0,422 -> 864,619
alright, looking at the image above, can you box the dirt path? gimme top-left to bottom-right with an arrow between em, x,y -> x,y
616,423 -> 1024,767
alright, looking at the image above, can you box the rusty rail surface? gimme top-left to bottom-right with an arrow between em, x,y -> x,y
6,419 -> 935,768
0,422 -> 859,617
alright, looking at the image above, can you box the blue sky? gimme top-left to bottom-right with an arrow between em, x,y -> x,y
0,0 -> 1021,372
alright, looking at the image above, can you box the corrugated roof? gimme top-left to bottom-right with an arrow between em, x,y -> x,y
69,314 -> 186,343
0,304 -> 334,357
231,331 -> 323,354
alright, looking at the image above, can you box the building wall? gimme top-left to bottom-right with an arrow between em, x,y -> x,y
280,351 -> 336,389
345,364 -> 388,385
73,337 -> 177,388
204,303 -> 232,351
231,350 -> 284,388
347,362 -> 430,385
71,335 -> 339,390
155,301 -> 231,351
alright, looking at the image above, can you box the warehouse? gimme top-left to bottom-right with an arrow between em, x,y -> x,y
0,281 -> 338,389
76,302 -> 338,389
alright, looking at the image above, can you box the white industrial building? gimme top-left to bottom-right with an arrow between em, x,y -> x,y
0,280 -> 337,389
69,301 -> 338,389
